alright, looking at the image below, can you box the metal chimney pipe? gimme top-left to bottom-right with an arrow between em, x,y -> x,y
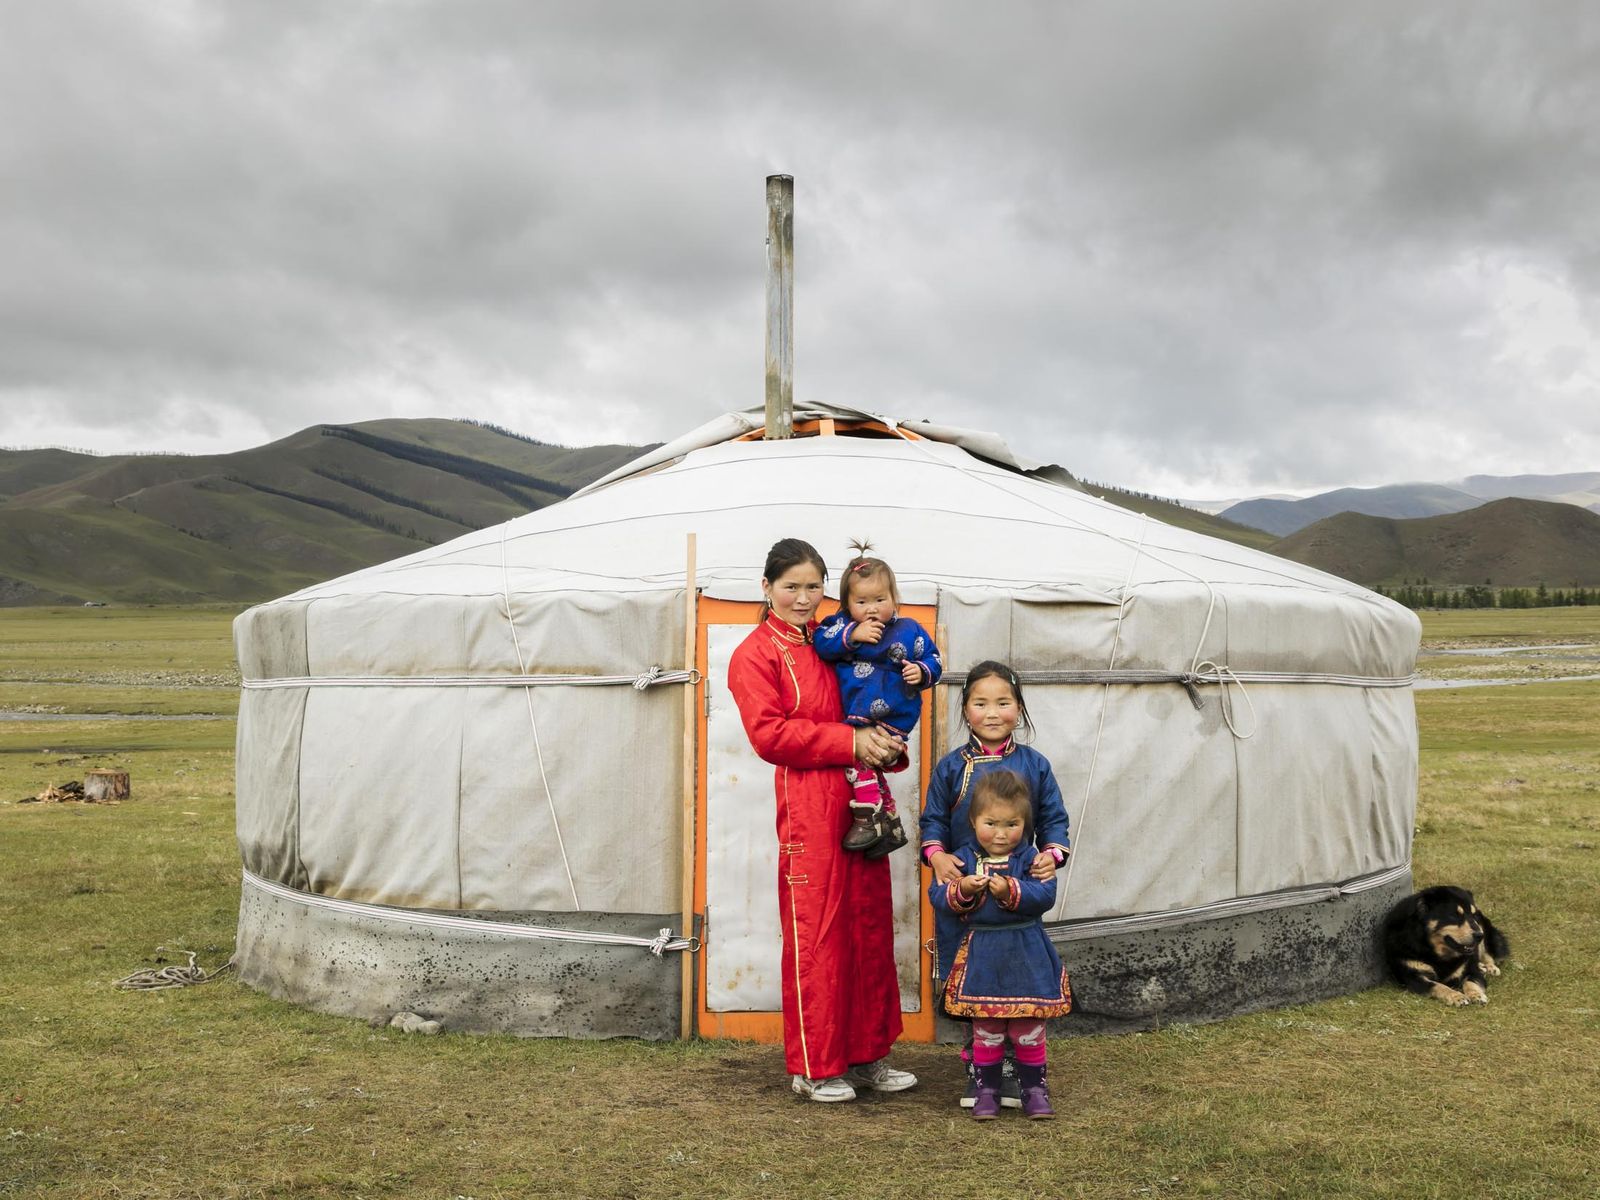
764,174 -> 794,440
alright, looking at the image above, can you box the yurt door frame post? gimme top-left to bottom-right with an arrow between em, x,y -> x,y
680,534 -> 698,1039
691,597 -> 938,1045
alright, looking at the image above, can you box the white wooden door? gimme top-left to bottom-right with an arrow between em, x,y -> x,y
703,623 -> 923,1013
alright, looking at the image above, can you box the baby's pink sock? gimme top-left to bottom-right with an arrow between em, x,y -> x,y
846,765 -> 882,809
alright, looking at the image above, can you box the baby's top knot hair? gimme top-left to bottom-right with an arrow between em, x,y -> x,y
838,538 -> 900,611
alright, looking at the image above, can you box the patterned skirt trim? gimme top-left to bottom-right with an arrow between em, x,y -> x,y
940,934 -> 1073,1019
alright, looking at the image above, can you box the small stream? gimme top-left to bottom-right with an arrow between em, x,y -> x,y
1414,673 -> 1600,690
0,712 -> 232,722
1419,641 -> 1600,689
1432,643 -> 1600,659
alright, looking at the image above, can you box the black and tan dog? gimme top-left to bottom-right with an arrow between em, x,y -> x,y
1380,885 -> 1509,1006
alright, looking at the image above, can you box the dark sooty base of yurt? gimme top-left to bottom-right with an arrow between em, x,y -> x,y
235,882 -> 685,1039
236,872 -> 1409,1041
1032,873 -> 1408,1039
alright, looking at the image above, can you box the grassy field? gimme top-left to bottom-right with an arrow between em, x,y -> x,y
1415,606 -> 1600,684
0,607 -> 240,717
1416,606 -> 1600,642
2,608 -> 1598,1199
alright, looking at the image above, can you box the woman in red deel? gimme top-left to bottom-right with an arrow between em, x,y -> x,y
726,537 -> 919,1103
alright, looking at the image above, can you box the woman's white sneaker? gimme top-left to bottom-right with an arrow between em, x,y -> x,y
843,1059 -> 918,1092
791,1074 -> 857,1102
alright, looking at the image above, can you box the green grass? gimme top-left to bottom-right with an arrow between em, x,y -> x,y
0,606 -> 242,718
2,609 -> 1598,1199
1417,605 -> 1600,643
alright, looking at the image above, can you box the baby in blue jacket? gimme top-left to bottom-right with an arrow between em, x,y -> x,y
814,541 -> 942,856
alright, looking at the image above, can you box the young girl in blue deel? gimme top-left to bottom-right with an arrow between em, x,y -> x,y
929,767 -> 1072,1119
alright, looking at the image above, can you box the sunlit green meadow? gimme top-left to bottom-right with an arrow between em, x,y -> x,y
1,605 -> 1597,1199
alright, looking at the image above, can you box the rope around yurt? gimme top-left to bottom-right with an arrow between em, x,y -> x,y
114,949 -> 235,990
886,422 -> 1265,917
499,520 -> 583,911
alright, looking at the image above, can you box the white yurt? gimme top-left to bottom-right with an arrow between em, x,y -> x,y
233,404 -> 1420,1040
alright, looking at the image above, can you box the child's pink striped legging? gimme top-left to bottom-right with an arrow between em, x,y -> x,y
971,1018 -> 1047,1066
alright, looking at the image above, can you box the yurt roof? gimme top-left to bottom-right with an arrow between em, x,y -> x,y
273,402 -> 1388,610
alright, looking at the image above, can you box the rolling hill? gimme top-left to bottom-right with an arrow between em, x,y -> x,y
1082,484 -> 1280,551
0,420 -> 649,605
1220,483 -> 1487,536
1268,498 -> 1600,587
1216,471 -> 1600,536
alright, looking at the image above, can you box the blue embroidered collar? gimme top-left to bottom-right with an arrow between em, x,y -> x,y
965,735 -> 1014,760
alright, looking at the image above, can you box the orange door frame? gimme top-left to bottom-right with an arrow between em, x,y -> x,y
693,597 -> 937,1044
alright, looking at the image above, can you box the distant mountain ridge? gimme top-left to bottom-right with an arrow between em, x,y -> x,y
1222,483 -> 1485,537
1454,471 -> 1600,507
1269,498 -> 1600,587
1214,472 -> 1600,536
0,419 -> 650,605
3,422 -> 1591,605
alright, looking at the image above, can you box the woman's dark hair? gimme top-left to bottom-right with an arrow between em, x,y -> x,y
838,538 -> 900,615
960,660 -> 1033,741
760,538 -> 828,619
969,768 -> 1032,835
762,538 -> 827,585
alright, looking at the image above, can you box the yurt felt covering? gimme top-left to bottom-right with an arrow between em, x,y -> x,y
233,407 -> 1420,1033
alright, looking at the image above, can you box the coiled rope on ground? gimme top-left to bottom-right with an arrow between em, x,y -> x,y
114,949 -> 235,990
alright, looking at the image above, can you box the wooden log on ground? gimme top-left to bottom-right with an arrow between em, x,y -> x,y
84,770 -> 130,802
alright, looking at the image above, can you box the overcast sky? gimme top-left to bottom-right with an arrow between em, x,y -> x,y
3,1 -> 1597,497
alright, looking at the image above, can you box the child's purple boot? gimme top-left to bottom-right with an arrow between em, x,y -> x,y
971,1062 -> 1004,1121
1017,1062 -> 1055,1120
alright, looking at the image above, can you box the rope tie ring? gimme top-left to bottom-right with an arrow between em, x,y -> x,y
1192,660 -> 1258,740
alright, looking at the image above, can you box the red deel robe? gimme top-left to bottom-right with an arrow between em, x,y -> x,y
727,613 -> 904,1078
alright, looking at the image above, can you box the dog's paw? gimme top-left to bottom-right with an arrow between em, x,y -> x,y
1483,962 -> 1501,977
1462,981 -> 1488,1004
1435,986 -> 1471,1007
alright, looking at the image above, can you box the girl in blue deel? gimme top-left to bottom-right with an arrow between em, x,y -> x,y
921,660 -> 1070,1107
814,542 -> 942,857
930,768 -> 1072,1120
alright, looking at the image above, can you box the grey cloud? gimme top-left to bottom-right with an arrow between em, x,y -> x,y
2,1 -> 1597,488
